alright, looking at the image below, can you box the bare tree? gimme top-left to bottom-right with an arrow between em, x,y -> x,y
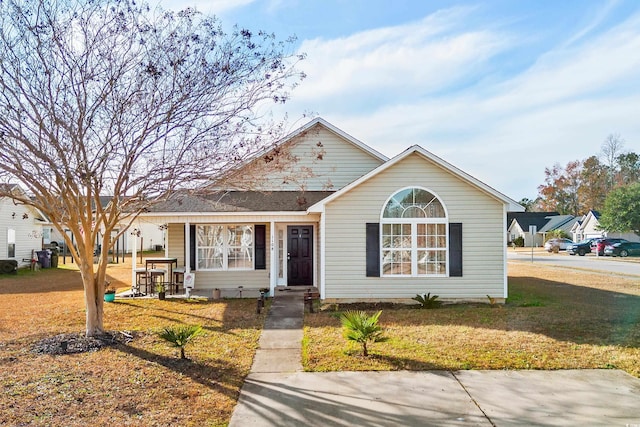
0,0 -> 304,336
601,133 -> 625,190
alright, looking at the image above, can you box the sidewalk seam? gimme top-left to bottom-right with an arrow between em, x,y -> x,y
451,371 -> 496,427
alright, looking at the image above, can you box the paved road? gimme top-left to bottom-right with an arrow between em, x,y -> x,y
508,250 -> 640,277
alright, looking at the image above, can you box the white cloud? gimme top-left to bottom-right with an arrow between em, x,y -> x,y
284,7 -> 640,199
294,7 -> 511,107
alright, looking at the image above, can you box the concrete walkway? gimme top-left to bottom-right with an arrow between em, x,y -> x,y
229,289 -> 640,426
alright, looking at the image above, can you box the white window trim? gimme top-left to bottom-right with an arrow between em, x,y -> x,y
380,187 -> 449,278
196,224 -> 254,271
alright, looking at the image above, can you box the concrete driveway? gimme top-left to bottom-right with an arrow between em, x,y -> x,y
231,370 -> 640,426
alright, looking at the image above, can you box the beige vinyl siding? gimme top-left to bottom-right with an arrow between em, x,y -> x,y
167,223 -> 185,266
250,125 -> 383,191
323,153 -> 506,300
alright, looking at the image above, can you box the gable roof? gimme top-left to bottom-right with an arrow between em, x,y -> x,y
0,183 -> 48,222
147,190 -> 334,213
507,212 -> 559,231
283,117 -> 389,163
538,215 -> 577,233
222,118 -> 389,182
309,145 -> 523,212
575,210 -> 601,232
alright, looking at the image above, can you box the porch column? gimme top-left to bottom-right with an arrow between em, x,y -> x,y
185,221 -> 190,273
269,221 -> 276,292
130,231 -> 137,288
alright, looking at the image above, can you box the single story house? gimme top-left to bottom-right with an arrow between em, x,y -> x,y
0,184 -> 48,267
140,118 -> 523,302
507,212 -> 559,247
571,210 -> 638,243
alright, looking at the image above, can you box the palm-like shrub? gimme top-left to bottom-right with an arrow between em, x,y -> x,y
338,310 -> 388,356
412,292 -> 441,309
158,324 -> 203,359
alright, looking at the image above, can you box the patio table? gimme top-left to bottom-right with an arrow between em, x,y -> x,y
145,258 -> 178,292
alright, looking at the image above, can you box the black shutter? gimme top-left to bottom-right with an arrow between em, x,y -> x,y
366,223 -> 380,277
254,224 -> 266,270
449,223 -> 462,277
189,224 -> 196,270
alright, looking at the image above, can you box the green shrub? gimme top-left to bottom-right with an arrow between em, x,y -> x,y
158,324 -> 203,359
412,292 -> 442,309
512,236 -> 525,247
336,310 -> 388,357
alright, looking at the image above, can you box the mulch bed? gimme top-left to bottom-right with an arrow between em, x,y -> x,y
31,331 -> 136,355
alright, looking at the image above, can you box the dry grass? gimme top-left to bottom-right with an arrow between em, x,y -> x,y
0,256 -> 266,427
303,262 -> 640,376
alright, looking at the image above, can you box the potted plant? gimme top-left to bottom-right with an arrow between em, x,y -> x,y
155,282 -> 166,300
259,287 -> 270,297
104,281 -> 116,303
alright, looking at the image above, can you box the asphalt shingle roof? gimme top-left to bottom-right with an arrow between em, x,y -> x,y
148,190 -> 335,213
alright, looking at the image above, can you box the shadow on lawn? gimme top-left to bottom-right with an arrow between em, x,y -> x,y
114,341 -> 244,399
112,298 -> 264,336
0,268 -> 83,294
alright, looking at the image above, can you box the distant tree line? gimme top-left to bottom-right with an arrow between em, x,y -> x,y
517,134 -> 640,237
520,134 -> 639,216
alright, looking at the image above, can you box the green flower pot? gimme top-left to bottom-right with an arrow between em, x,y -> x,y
104,292 -> 115,303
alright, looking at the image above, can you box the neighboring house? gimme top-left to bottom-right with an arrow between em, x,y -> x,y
571,210 -> 638,243
0,184 -> 48,266
507,212 -> 559,247
49,196 -> 165,254
538,215 -> 580,242
140,118 -> 523,302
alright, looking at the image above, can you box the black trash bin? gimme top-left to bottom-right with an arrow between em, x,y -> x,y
49,247 -> 59,268
36,250 -> 51,268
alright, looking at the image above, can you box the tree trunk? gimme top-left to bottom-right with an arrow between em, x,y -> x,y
78,240 -> 108,337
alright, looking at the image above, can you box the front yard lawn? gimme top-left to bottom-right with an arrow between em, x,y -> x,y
303,263 -> 640,376
0,260 -> 266,427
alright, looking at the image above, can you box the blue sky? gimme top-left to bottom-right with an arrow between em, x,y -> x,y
158,0 -> 640,202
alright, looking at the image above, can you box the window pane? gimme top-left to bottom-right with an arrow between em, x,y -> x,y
227,225 -> 253,269
417,250 -> 446,275
197,225 -> 223,247
382,250 -> 411,275
198,247 -> 223,269
383,188 -> 445,218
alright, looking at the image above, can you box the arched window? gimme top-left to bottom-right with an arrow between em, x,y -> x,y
381,188 -> 447,276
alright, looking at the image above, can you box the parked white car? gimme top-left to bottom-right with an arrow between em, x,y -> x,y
544,238 -> 574,252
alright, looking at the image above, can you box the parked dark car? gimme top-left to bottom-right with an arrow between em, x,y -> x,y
603,241 -> 640,257
567,238 -> 598,256
596,238 -> 628,256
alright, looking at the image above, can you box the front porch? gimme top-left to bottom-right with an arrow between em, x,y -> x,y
130,216 -> 323,298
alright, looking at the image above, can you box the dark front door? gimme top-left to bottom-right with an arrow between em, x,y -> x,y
287,225 -> 313,286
